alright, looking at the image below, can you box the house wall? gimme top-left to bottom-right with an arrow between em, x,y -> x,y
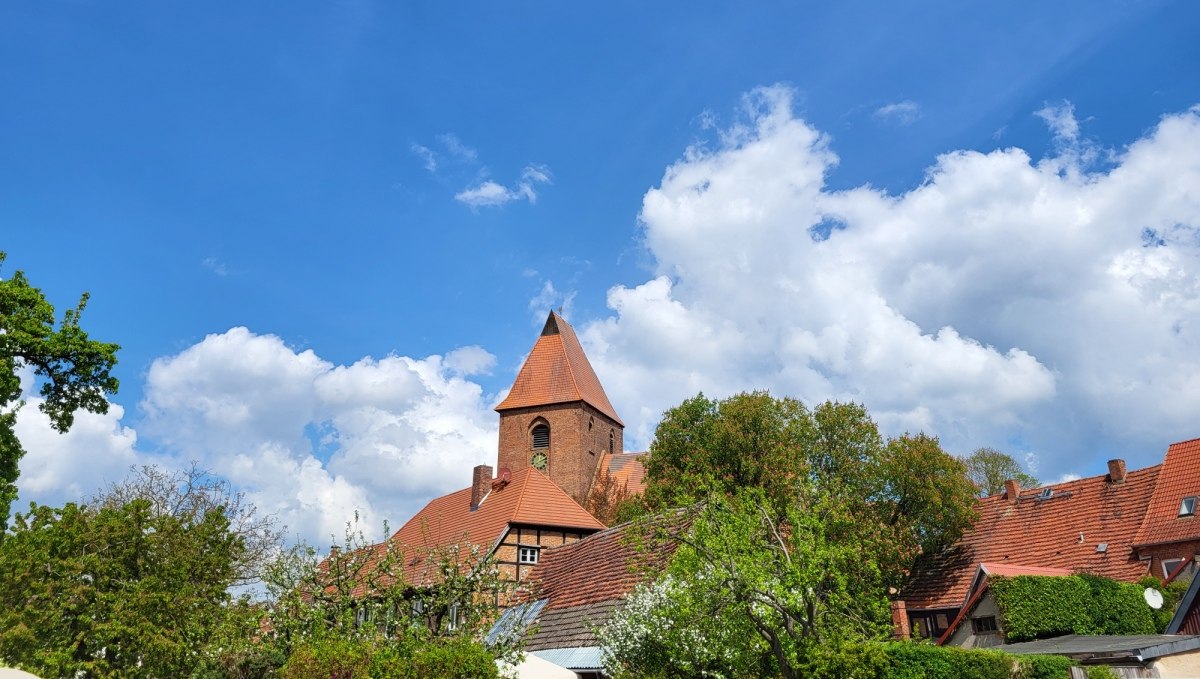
498,402 -> 623,504
492,524 -> 590,585
944,593 -> 1003,649
1138,541 -> 1200,580
1152,650 -> 1200,678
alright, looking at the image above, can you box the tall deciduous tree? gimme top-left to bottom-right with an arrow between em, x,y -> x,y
0,251 -> 119,531
964,447 -> 1039,496
605,392 -> 978,677
0,499 -> 244,677
92,464 -> 282,586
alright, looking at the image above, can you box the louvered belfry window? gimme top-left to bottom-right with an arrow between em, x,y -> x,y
532,424 -> 550,450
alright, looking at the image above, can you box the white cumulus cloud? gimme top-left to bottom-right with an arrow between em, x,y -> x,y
576,86 -> 1200,482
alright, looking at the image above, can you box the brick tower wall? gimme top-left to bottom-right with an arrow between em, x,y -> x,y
497,401 -> 624,505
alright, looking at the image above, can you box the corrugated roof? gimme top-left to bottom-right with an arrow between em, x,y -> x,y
998,634 -> 1200,660
1135,438 -> 1200,547
495,311 -> 623,425
902,465 -> 1159,611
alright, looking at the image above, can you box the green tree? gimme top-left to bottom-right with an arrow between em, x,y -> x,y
207,519 -> 516,678
0,251 -> 119,532
604,392 -> 979,678
92,464 -> 282,586
0,499 -> 243,677
964,447 -> 1039,496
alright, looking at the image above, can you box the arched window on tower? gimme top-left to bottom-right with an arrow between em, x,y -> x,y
530,422 -> 550,471
609,429 -> 615,454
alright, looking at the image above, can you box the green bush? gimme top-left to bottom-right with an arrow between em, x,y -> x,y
991,576 -> 1092,642
991,574 -> 1157,642
1023,654 -> 1075,679
278,636 -> 497,679
1077,573 -> 1156,636
879,643 -> 1014,679
281,638 -> 374,679
407,637 -> 498,679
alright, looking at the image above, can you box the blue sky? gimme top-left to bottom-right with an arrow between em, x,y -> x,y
4,1 -> 1200,544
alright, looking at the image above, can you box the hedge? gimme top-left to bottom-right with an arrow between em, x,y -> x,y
803,643 -> 1077,679
990,574 -> 1157,642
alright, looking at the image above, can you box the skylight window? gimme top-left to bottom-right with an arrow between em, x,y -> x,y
1180,497 -> 1197,517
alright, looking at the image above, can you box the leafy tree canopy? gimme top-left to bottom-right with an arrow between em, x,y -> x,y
643,392 -> 978,574
0,499 -> 244,677
604,392 -> 979,678
964,447 -> 1039,496
0,251 -> 119,531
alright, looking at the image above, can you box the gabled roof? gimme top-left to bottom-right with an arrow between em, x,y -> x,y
599,451 -> 648,495
937,563 -> 1074,644
1134,438 -> 1200,547
495,311 -> 623,425
353,468 -> 604,592
903,464 -> 1159,611
521,515 -> 684,651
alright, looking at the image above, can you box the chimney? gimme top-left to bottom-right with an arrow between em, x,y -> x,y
891,601 -> 911,640
471,465 -> 493,510
1107,459 -> 1127,484
1004,478 -> 1021,504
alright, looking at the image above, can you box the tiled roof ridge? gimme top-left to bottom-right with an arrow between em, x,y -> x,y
553,332 -> 586,416
989,462 -> 1161,504
507,467 -> 537,523
553,311 -> 623,424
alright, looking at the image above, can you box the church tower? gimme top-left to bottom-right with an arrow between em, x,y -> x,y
495,311 -> 624,505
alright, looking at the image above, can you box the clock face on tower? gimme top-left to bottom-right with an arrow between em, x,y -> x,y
531,452 -> 549,471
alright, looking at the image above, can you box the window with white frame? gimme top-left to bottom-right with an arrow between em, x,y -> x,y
518,546 -> 540,564
1163,558 -> 1186,579
1180,496 -> 1197,517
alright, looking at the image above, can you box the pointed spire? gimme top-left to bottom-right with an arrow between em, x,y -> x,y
496,311 -> 623,425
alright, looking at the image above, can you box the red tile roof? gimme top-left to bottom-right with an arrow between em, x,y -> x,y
902,465 -> 1160,611
343,468 -> 605,594
1134,438 -> 1200,547
527,515 -> 682,611
495,311 -> 623,425
600,451 -> 648,495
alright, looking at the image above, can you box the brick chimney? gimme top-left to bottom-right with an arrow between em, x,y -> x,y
471,465 -> 493,511
1107,459 -> 1127,484
891,600 -> 911,640
1004,478 -> 1021,504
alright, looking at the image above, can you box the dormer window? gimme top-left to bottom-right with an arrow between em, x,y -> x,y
1180,497 -> 1197,517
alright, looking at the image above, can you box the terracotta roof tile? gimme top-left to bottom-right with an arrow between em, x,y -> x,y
902,465 -> 1159,611
1134,438 -> 1200,547
526,515 -> 682,612
600,451 -> 648,495
520,515 -> 685,651
337,468 -> 605,595
495,312 -> 623,425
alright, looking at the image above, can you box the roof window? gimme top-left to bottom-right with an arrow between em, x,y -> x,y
1180,496 -> 1197,517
